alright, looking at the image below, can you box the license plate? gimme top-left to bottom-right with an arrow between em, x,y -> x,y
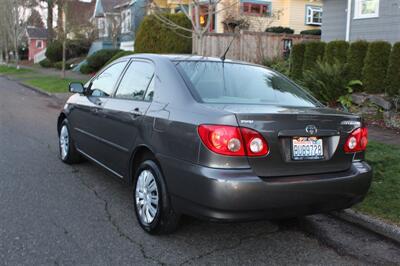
292,137 -> 324,160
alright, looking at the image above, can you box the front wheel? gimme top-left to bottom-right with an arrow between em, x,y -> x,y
59,119 -> 82,164
133,160 -> 180,234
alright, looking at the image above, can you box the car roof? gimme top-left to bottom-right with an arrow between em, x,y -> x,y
121,53 -> 252,65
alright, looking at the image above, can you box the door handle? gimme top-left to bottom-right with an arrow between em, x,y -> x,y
130,108 -> 143,118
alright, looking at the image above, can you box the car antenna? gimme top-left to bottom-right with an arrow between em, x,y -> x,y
220,29 -> 238,62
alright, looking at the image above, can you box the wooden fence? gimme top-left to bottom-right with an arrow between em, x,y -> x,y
193,31 -> 320,64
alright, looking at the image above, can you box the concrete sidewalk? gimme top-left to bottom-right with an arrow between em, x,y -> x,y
368,125 -> 400,146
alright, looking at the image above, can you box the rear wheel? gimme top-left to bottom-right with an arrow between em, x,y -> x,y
59,119 -> 82,164
133,160 -> 180,234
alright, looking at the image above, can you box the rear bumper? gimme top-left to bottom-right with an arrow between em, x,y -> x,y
159,155 -> 372,221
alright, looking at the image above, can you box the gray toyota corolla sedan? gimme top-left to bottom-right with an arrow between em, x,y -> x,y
58,54 -> 372,234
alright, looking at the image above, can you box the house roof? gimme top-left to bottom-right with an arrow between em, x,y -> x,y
66,0 -> 96,26
94,0 -> 127,17
26,27 -> 48,39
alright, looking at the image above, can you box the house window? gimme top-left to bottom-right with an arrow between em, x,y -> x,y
121,9 -> 131,34
354,0 -> 379,19
36,40 -> 43,49
306,6 -> 322,25
241,1 -> 271,16
98,18 -> 108,38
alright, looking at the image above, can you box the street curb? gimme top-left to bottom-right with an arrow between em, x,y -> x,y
332,209 -> 400,244
18,81 -> 53,97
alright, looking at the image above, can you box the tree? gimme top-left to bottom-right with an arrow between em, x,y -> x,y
27,9 -> 45,28
149,0 -> 226,54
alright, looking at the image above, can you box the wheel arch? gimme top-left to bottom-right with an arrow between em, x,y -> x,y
129,145 -> 158,185
57,112 -> 67,135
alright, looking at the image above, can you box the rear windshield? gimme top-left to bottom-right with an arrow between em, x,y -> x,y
176,61 -> 319,107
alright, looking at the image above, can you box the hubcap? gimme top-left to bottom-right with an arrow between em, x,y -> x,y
60,125 -> 69,159
135,170 -> 159,224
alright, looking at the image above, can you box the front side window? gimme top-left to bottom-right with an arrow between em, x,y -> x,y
176,61 -> 319,107
354,0 -> 379,19
90,62 -> 127,97
115,61 -> 154,100
241,1 -> 271,16
306,6 -> 322,25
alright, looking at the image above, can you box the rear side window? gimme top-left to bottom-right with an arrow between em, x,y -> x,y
176,61 -> 319,107
115,61 -> 154,100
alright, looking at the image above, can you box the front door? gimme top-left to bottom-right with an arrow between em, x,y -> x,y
70,61 -> 128,173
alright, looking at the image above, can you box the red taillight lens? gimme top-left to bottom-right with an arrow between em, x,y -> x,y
344,127 -> 368,153
198,125 -> 268,157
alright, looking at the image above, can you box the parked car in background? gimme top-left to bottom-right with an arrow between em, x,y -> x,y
57,54 -> 372,234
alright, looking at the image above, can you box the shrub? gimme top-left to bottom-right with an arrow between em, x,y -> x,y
39,58 -> 54,68
385,42 -> 400,96
85,49 -> 121,72
289,43 -> 305,80
135,14 -> 192,54
265,26 -> 294,34
300,29 -> 321,36
105,50 -> 135,66
303,41 -> 326,71
45,41 -> 63,62
80,63 -> 96,74
54,61 -> 72,70
302,60 -> 348,106
325,40 -> 349,65
362,41 -> 391,93
347,40 -> 369,82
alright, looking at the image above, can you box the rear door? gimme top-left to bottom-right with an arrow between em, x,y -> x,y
100,60 -> 155,176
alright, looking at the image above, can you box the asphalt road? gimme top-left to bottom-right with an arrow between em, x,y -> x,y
1,76 -> 400,266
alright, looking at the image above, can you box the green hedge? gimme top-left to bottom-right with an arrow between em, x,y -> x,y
85,49 -> 121,72
303,41 -> 326,71
265,26 -> 294,34
300,29 -> 321,36
324,40 -> 349,65
347,40 -> 369,81
362,41 -> 392,93
105,50 -> 135,66
135,14 -> 192,54
289,43 -> 305,80
45,40 -> 90,63
45,41 -> 63,62
39,58 -> 54,68
385,42 -> 400,96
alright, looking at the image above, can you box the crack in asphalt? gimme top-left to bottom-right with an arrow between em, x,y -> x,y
178,227 -> 280,265
71,168 -> 166,266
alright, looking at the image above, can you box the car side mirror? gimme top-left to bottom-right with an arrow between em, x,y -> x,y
69,82 -> 85,94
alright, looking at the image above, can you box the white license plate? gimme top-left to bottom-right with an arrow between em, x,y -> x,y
292,137 -> 324,160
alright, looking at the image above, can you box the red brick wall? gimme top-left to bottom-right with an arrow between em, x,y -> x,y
28,39 -> 47,61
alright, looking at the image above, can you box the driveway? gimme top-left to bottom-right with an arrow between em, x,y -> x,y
0,76 -> 399,265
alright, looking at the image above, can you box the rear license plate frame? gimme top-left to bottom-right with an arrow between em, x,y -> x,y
291,137 -> 324,161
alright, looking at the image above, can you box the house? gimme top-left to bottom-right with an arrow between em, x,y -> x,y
211,0 -> 323,34
322,0 -> 400,43
91,0 -> 148,53
65,0 -> 96,40
26,26 -> 48,61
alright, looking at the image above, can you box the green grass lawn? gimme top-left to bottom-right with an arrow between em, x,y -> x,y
354,141 -> 400,225
23,76 -> 85,93
0,65 -> 33,75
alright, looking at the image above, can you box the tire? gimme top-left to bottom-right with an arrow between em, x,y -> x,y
58,119 -> 82,164
133,159 -> 180,234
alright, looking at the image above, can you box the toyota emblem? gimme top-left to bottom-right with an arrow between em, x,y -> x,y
305,125 -> 318,135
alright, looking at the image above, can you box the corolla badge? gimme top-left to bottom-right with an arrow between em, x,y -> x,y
305,125 -> 318,135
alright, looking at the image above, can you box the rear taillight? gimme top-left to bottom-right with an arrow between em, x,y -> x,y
344,127 -> 368,153
198,125 -> 269,157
